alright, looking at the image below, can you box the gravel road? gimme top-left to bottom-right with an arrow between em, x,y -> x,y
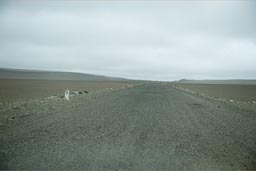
1,83 -> 256,170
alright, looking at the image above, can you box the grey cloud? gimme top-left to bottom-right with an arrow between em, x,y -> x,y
0,0 -> 256,80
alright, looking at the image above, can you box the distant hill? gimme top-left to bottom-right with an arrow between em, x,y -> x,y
0,68 -> 128,81
174,79 -> 256,85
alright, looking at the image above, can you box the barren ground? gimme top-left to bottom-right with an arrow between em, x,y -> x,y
0,79 -> 135,103
173,83 -> 256,102
0,83 -> 256,170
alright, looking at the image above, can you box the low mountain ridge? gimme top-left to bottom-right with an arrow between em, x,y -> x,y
0,68 -> 127,81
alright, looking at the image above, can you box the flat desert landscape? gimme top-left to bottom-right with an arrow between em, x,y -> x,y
0,68 -> 139,103
0,79 -> 136,103
173,82 -> 256,102
0,70 -> 256,170
1,1 -> 256,170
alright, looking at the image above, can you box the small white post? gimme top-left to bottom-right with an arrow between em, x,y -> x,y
65,90 -> 70,101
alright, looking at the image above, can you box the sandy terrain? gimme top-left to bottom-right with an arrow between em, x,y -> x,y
0,83 -> 255,170
172,83 -> 256,102
0,79 -> 136,103
175,79 -> 256,85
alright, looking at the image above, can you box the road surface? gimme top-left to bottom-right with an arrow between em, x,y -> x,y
1,83 -> 256,170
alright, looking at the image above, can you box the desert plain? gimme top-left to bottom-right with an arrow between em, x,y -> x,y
173,83 -> 256,102
0,79 -> 136,103
0,71 -> 256,170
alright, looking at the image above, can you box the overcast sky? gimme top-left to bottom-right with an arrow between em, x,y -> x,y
0,0 -> 256,81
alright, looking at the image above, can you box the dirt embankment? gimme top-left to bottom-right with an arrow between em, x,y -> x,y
172,83 -> 256,103
0,79 -> 137,103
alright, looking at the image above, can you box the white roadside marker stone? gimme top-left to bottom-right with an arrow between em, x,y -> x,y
65,90 -> 70,101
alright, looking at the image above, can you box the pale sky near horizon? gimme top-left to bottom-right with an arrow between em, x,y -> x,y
0,0 -> 256,81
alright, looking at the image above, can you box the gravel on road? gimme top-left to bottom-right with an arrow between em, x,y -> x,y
0,83 -> 256,170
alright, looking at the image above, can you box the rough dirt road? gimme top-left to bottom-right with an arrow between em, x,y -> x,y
1,83 -> 256,170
